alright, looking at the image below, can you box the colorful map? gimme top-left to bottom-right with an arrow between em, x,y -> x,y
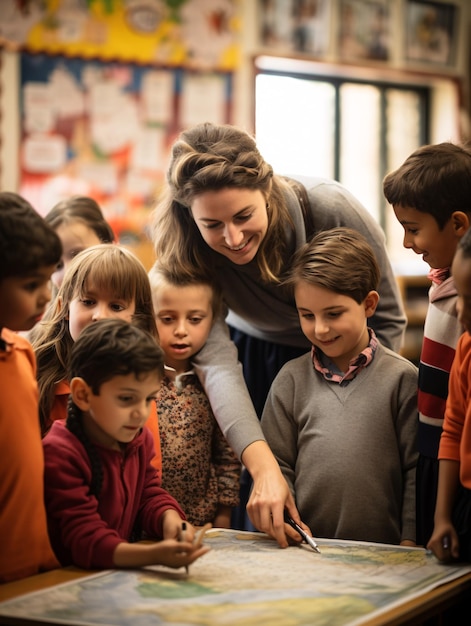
0,529 -> 470,626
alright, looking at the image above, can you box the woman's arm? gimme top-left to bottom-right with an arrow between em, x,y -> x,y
242,440 -> 303,547
192,319 -> 304,546
192,316 -> 266,457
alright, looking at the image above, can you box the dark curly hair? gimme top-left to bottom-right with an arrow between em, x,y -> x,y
0,192 -> 62,281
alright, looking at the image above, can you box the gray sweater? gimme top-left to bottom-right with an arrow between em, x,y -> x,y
261,343 -> 418,545
193,177 -> 407,458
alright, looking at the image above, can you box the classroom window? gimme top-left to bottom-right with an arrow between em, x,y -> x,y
254,60 -> 429,235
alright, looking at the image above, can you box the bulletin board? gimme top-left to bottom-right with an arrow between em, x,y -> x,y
1,0 -> 240,70
18,52 -> 233,239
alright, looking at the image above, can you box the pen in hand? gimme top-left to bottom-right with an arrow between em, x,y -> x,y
180,521 -> 189,574
284,510 -> 321,554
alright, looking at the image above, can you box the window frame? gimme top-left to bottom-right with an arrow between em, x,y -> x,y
253,57 -> 430,233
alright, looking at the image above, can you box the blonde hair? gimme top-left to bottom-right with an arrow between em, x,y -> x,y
30,244 -> 157,435
151,122 -> 295,283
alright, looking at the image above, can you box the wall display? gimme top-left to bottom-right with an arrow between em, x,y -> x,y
258,0 -> 331,56
19,52 -> 232,238
338,0 -> 391,61
0,0 -> 240,70
406,0 -> 457,66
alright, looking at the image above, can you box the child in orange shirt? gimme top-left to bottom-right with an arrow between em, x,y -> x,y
0,192 -> 61,582
428,227 -> 471,562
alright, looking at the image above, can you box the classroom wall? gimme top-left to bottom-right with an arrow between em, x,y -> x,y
236,1 -> 469,131
1,0 -> 470,250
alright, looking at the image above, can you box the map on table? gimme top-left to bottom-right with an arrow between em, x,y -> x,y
0,529 -> 470,626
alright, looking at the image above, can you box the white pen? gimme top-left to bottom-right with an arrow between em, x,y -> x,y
284,511 -> 321,553
180,521 -> 189,574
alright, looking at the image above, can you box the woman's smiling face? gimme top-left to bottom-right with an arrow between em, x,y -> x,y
190,187 -> 268,265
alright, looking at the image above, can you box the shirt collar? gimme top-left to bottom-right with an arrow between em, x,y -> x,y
312,328 -> 378,385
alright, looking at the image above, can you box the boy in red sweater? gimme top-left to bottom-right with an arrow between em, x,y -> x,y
42,319 -> 209,570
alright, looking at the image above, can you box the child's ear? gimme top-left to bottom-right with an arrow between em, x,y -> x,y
452,211 -> 470,236
70,377 -> 92,410
364,290 -> 380,318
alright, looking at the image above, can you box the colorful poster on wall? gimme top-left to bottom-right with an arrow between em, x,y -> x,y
1,0 -> 241,70
19,52 -> 232,239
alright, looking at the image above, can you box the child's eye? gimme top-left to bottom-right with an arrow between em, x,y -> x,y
70,248 -> 84,259
81,298 -> 95,306
110,303 -> 126,312
189,316 -> 204,324
158,315 -> 174,324
118,395 -> 133,403
23,281 -> 39,292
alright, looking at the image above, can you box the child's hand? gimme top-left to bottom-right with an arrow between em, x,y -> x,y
146,538 -> 210,569
161,509 -> 196,542
112,522 -> 212,569
427,522 -> 460,562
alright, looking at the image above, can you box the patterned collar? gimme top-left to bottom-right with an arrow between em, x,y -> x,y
312,328 -> 378,386
427,267 -> 450,285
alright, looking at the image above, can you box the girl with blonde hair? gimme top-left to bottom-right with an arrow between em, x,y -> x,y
29,244 -> 159,459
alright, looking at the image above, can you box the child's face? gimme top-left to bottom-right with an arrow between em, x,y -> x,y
452,247 -> 471,333
393,205 -> 460,269
294,280 -> 378,372
52,221 -> 102,289
68,281 -> 136,342
0,264 -> 56,331
73,372 -> 161,450
153,283 -> 214,373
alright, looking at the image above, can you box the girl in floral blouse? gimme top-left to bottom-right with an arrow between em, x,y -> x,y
149,264 -> 241,528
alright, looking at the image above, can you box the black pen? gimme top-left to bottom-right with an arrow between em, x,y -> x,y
284,510 -> 320,553
180,521 -> 189,574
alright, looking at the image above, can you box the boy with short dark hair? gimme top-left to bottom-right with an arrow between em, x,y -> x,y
42,319 -> 209,570
0,192 -> 62,582
383,141 -> 471,546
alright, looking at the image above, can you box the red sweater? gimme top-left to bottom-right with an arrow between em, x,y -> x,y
439,331 -> 471,488
43,420 -> 184,569
0,329 -> 59,582
49,380 -> 162,475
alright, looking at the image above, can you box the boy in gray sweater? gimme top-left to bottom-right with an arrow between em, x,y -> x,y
261,227 -> 418,545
